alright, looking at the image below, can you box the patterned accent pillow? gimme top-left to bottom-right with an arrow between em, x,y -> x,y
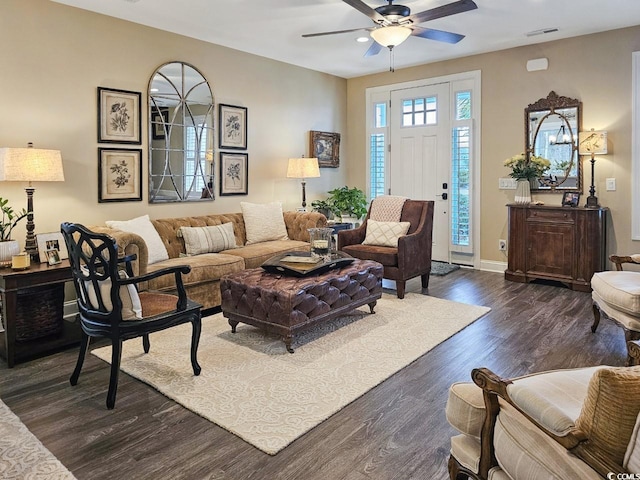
180,223 -> 237,255
362,219 -> 411,247
575,366 -> 640,465
106,214 -> 169,265
240,202 -> 289,245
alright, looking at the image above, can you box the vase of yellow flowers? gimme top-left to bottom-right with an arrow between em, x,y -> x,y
504,153 -> 551,204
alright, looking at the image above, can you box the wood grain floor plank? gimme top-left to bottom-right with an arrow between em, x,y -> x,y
0,269 -> 625,479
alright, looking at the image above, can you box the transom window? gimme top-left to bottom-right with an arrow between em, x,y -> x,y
402,96 -> 437,126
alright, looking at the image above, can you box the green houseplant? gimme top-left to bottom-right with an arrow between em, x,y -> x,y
326,186 -> 368,221
0,197 -> 28,262
310,199 -> 334,220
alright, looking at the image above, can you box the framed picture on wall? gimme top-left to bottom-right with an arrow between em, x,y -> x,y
219,104 -> 247,150
310,131 -> 340,168
220,152 -> 248,196
98,148 -> 143,202
97,87 -> 142,144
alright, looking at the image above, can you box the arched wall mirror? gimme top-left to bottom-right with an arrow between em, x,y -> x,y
148,62 -> 215,202
525,91 -> 582,192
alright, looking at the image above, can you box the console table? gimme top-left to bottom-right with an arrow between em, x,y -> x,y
504,204 -> 607,292
0,260 -> 78,367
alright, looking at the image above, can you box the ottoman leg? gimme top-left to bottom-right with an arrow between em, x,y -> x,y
368,300 -> 377,314
284,335 -> 295,354
229,319 -> 239,333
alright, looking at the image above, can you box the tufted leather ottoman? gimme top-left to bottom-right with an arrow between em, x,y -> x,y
220,259 -> 383,352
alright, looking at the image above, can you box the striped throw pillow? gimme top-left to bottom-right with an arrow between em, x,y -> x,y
180,223 -> 237,255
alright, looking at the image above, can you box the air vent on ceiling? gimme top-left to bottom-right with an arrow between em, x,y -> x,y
526,28 -> 559,37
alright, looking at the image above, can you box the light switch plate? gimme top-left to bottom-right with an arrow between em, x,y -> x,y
499,177 -> 517,190
606,178 -> 616,191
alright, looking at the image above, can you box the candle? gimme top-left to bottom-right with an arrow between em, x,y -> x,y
11,253 -> 30,270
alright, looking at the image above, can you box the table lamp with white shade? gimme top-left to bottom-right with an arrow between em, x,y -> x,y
578,130 -> 607,208
287,156 -> 320,210
0,143 -> 65,258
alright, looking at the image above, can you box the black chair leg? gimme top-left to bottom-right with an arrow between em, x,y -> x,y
591,303 -> 601,333
191,316 -> 202,376
106,339 -> 123,409
421,273 -> 430,289
143,334 -> 150,353
396,280 -> 406,299
70,332 -> 90,386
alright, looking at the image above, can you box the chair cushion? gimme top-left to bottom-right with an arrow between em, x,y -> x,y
179,223 -> 237,255
106,214 -> 169,265
446,382 -> 485,438
592,291 -> 640,331
591,271 -> 640,316
506,366 -> 604,437
342,244 -> 398,266
240,202 -> 289,245
362,220 -> 410,247
575,366 -> 640,465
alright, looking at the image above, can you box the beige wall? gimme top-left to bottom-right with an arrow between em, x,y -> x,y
0,0 -> 348,246
347,26 -> 640,265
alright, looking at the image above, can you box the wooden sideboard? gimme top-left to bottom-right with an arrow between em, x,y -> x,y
505,204 -> 607,292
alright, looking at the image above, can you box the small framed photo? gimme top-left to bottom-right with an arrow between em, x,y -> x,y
562,192 -> 580,207
36,232 -> 68,263
151,107 -> 169,140
98,148 -> 143,203
97,87 -> 142,144
310,131 -> 340,168
220,152 -> 248,196
46,249 -> 62,266
219,104 -> 247,150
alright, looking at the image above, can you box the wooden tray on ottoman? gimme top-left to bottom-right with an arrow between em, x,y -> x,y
220,259 -> 383,353
261,251 -> 354,277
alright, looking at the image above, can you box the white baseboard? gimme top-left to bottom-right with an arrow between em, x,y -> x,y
479,259 -> 507,273
63,300 -> 78,319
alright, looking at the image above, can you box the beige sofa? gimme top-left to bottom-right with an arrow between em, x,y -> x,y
94,211 -> 327,310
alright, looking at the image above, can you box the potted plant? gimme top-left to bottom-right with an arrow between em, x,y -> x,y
310,199 -> 334,220
0,197 -> 28,262
326,186 -> 368,223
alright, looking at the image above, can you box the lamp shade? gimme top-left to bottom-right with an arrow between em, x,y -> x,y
370,26 -> 412,48
0,144 -> 64,182
287,157 -> 320,179
578,130 -> 608,156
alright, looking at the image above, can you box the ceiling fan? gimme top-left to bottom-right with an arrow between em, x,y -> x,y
302,0 -> 478,58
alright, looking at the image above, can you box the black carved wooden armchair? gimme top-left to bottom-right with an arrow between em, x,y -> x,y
61,222 -> 202,409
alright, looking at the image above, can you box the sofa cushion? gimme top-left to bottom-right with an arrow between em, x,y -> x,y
591,271 -> 640,316
146,254 -> 244,291
446,382 -> 485,438
362,220 -> 410,248
106,214 -> 169,265
222,239 -> 309,269
575,366 -> 640,465
180,223 -> 237,255
241,202 -> 289,245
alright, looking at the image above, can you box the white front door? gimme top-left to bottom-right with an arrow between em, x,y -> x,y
389,83 -> 450,261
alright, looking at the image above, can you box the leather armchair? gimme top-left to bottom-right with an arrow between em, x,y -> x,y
337,200 -> 434,299
446,343 -> 640,480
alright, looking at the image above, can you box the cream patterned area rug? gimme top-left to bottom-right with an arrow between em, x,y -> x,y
0,399 -> 76,479
92,293 -> 490,455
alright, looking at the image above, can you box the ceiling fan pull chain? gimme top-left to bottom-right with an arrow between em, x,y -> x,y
389,46 -> 395,72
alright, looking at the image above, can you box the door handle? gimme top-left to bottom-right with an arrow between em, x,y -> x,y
436,193 -> 448,200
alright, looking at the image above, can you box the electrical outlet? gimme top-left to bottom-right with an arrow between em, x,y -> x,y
606,178 -> 616,191
498,239 -> 507,251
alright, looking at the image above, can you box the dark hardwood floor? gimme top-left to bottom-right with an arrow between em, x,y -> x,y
0,269 -> 626,480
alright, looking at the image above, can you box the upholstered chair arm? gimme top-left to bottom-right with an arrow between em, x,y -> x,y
397,205 -> 434,275
337,223 -> 367,250
90,226 -> 149,276
610,254 -> 640,271
283,211 -> 328,242
119,265 -> 191,310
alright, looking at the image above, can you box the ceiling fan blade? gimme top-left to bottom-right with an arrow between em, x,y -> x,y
407,0 -> 477,25
411,26 -> 465,44
342,0 -> 387,24
364,41 -> 383,57
302,27 -> 371,38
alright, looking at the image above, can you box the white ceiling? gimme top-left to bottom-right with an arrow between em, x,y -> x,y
51,0 -> 640,79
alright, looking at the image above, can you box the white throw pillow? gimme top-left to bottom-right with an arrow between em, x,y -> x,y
240,202 -> 289,245
106,214 -> 169,265
81,267 -> 142,321
362,219 -> 411,247
179,223 -> 237,255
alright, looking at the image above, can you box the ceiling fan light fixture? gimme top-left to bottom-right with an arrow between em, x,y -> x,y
370,25 -> 411,48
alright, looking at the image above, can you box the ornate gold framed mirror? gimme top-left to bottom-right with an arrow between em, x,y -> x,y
148,61 -> 215,203
525,91 -> 582,192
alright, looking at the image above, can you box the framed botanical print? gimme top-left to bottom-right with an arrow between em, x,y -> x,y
219,104 -> 247,150
310,130 -> 340,168
220,152 -> 248,196
97,87 -> 142,144
98,148 -> 143,202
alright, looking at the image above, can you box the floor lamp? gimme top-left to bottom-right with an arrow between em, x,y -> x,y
0,143 -> 65,259
578,130 -> 607,208
287,157 -> 320,210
